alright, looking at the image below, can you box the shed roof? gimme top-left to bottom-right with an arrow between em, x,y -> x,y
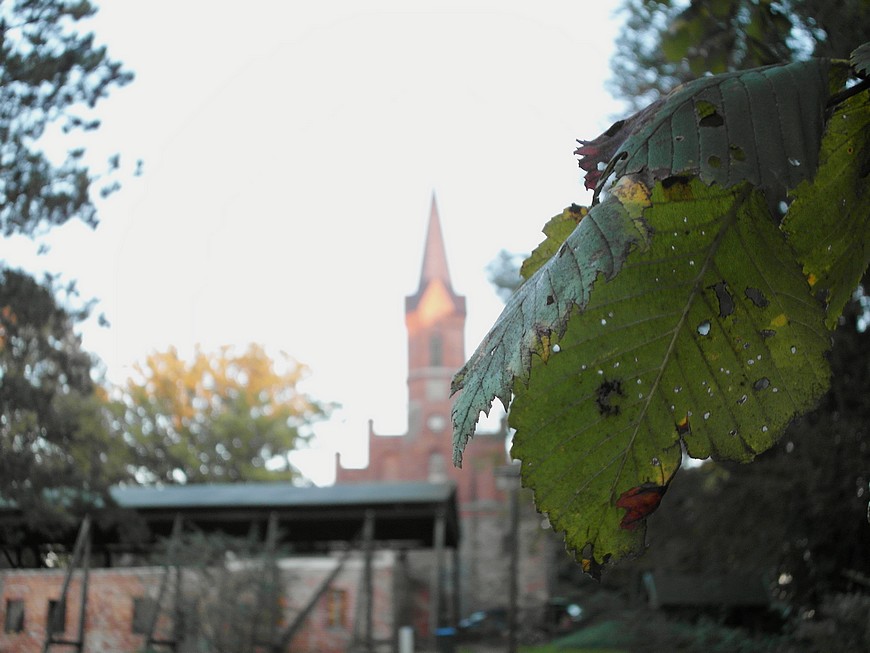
110,480 -> 453,510
0,481 -> 460,552
110,480 -> 460,549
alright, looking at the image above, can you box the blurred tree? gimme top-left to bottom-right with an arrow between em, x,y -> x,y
113,344 -> 333,484
0,0 -> 133,237
610,0 -> 870,111
0,0 -> 136,541
486,249 -> 527,302
0,268 -> 130,540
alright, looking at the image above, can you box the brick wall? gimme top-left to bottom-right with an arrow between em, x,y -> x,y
0,566 -> 164,653
0,552 -> 399,653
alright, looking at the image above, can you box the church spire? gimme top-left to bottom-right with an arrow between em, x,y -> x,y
405,191 -> 465,314
418,193 -> 453,292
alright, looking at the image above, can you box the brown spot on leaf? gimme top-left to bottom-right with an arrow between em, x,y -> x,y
676,415 -> 691,436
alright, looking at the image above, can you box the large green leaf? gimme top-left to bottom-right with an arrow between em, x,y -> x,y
509,178 -> 831,571
784,90 -> 870,328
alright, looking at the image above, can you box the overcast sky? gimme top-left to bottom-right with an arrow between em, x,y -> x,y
5,1 -> 626,484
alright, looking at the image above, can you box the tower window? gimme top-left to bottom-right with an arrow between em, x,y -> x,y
428,452 -> 447,483
430,334 -> 443,366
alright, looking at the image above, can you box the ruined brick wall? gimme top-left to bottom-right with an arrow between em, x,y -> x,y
0,567 -> 165,653
0,552 -> 398,653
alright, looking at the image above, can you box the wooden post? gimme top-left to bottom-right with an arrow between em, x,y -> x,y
451,547 -> 460,626
507,482 -> 520,653
146,512 -> 183,651
42,514 -> 91,653
430,509 -> 446,649
75,534 -> 91,652
363,510 -> 375,652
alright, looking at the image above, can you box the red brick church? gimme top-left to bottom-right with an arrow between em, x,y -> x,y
335,195 -> 549,616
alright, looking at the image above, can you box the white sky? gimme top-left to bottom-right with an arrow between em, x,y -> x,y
4,1 -> 625,485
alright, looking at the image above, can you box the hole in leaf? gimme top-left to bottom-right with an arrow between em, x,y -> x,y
596,379 -> 624,417
603,119 -> 626,137
729,144 -> 745,161
709,281 -> 734,317
699,112 -> 724,127
697,320 -> 711,336
745,287 -> 769,307
546,294 -> 555,305
737,394 -> 748,405
753,377 -> 770,391
707,155 -> 721,168
661,174 -> 692,189
696,99 -> 725,127
760,329 -> 776,339
552,344 -> 561,353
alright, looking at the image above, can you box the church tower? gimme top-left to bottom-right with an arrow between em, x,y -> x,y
334,194 -> 505,488
334,194 -> 548,617
404,194 -> 466,443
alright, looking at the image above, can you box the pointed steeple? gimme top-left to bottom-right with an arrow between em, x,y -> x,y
406,192 -> 465,313
418,193 -> 453,292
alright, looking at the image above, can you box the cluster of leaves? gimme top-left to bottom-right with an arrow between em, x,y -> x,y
111,344 -> 334,484
0,0 -> 133,236
452,45 -> 870,574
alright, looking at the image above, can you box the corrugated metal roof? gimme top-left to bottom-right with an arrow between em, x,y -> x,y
110,481 -> 455,510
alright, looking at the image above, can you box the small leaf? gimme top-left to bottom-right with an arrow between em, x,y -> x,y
509,178 -> 831,570
850,41 -> 870,77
